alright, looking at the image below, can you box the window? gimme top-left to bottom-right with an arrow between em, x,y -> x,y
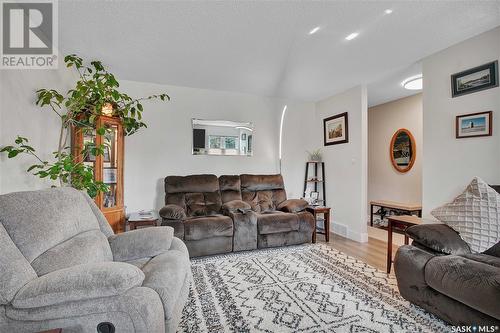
208,135 -> 239,150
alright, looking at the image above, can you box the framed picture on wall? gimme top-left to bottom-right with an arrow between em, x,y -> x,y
451,61 -> 498,97
456,111 -> 492,139
323,112 -> 349,146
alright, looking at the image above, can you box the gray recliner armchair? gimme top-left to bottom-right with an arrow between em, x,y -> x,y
0,187 -> 191,333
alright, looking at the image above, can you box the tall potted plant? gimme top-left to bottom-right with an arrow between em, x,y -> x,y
1,54 -> 169,198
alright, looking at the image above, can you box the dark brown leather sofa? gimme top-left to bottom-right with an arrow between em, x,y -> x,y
394,224 -> 500,326
160,174 -> 314,257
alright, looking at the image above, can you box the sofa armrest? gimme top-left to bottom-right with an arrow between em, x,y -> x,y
109,226 -> 174,261
159,204 -> 186,220
406,224 -> 471,255
277,199 -> 308,213
222,200 -> 252,214
12,262 -> 144,309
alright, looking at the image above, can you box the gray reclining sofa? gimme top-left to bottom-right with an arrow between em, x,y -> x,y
394,224 -> 500,326
160,174 -> 315,257
0,187 -> 191,333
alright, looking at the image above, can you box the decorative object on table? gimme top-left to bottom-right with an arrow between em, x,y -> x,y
306,206 -> 331,243
455,111 -> 492,139
369,200 -> 422,227
307,148 -> 322,161
431,177 -> 500,253
310,191 -> 319,205
451,60 -> 498,97
179,244 -> 448,333
323,112 -> 348,146
390,128 -> 416,173
127,211 -> 159,230
303,161 -> 326,205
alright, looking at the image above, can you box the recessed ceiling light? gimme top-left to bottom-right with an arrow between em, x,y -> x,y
345,32 -> 359,41
401,74 -> 423,90
309,26 -> 321,35
384,9 -> 393,14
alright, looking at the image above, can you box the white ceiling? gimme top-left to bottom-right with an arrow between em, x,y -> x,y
367,62 -> 422,107
59,1 -> 500,102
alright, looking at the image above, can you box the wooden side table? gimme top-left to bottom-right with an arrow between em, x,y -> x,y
127,212 -> 159,230
306,206 -> 331,243
386,215 -> 424,274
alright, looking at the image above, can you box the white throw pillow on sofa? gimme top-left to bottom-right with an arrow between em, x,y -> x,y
431,177 -> 500,253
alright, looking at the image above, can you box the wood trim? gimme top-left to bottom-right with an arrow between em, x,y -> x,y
389,128 -> 416,173
455,111 -> 493,139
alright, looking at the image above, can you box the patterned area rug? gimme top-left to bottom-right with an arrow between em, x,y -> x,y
178,244 -> 448,332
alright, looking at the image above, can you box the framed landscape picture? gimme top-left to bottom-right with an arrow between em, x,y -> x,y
456,111 -> 492,139
451,61 -> 498,97
324,112 -> 348,146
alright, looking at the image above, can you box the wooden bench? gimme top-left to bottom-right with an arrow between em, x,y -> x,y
369,200 -> 422,227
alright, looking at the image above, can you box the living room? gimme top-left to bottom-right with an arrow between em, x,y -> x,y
1,1 -> 499,332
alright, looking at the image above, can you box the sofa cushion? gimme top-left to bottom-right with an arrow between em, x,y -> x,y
31,230 -> 113,276
222,200 -> 252,214
425,255 -> 500,320
159,204 -> 186,220
405,224 -> 471,255
109,227 -> 174,262
0,188 -> 112,272
431,177 -> 500,253
141,250 -> 191,320
0,223 -> 37,305
257,212 -> 299,235
184,215 -> 233,241
12,262 -> 144,309
219,175 -> 242,203
277,199 -> 309,213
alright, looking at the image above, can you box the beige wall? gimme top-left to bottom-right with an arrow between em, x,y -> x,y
368,93 -> 423,209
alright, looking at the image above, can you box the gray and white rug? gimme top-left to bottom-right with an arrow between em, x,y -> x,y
178,244 -> 448,332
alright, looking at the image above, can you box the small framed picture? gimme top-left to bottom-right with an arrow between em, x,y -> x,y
310,191 -> 319,205
103,168 -> 117,184
456,111 -> 492,139
451,61 -> 498,98
324,112 -> 349,146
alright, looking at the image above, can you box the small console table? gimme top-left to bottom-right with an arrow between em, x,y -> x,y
370,200 -> 422,227
306,206 -> 331,243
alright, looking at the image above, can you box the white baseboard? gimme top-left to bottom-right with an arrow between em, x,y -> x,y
331,221 -> 368,243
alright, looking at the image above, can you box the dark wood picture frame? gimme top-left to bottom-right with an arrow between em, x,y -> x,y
323,112 -> 349,146
451,61 -> 498,97
456,111 -> 492,139
390,128 -> 416,173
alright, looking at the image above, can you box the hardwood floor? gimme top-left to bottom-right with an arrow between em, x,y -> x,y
317,233 -> 400,274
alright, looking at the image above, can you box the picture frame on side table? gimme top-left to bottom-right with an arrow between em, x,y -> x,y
324,112 -> 349,146
451,61 -> 498,98
456,111 -> 492,139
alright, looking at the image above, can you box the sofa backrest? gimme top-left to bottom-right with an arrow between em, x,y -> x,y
219,175 -> 242,203
165,174 -> 222,217
0,187 -> 113,276
240,174 -> 287,212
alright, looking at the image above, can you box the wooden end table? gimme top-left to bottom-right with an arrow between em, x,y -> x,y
127,212 -> 159,230
386,215 -> 424,274
306,206 -> 331,243
370,200 -> 422,227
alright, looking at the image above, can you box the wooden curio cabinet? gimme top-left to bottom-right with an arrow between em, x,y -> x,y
72,116 -> 125,233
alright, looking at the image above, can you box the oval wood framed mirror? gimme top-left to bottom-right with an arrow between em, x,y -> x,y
390,128 -> 416,173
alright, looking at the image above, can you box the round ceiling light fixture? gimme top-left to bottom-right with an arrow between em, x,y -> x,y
401,74 -> 423,90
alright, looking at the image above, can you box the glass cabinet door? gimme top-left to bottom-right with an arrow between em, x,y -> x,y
101,123 -> 119,208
